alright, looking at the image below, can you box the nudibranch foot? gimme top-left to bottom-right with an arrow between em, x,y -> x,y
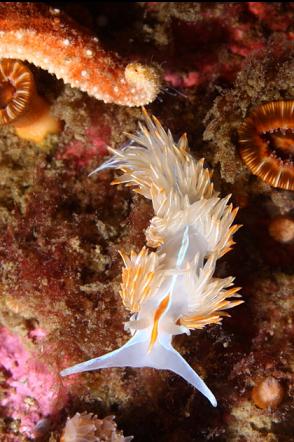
60,332 -> 217,407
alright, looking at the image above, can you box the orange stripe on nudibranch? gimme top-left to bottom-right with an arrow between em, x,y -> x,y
238,100 -> 294,190
148,294 -> 170,352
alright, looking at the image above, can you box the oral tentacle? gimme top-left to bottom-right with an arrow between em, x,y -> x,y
61,332 -> 216,407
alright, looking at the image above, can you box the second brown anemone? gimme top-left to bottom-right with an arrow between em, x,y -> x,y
238,100 -> 294,191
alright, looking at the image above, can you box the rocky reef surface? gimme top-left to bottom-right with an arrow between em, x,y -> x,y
0,3 -> 293,441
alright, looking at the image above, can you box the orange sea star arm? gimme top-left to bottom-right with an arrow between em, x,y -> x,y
0,3 -> 160,106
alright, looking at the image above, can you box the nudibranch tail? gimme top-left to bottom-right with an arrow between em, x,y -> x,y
62,110 -> 242,407
60,333 -> 217,407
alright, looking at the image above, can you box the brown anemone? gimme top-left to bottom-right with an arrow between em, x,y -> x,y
238,100 -> 294,191
0,58 -> 61,144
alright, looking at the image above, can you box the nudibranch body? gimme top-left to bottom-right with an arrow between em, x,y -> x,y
61,111 -> 242,406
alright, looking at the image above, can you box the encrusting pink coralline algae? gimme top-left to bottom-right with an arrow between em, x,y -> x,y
61,110 -> 243,406
0,327 -> 68,438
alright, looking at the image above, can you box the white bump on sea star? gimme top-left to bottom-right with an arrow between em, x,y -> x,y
16,31 -> 23,40
85,49 -> 94,57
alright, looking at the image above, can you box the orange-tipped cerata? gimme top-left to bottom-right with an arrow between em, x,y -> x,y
238,100 -> 294,191
0,58 -> 62,143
